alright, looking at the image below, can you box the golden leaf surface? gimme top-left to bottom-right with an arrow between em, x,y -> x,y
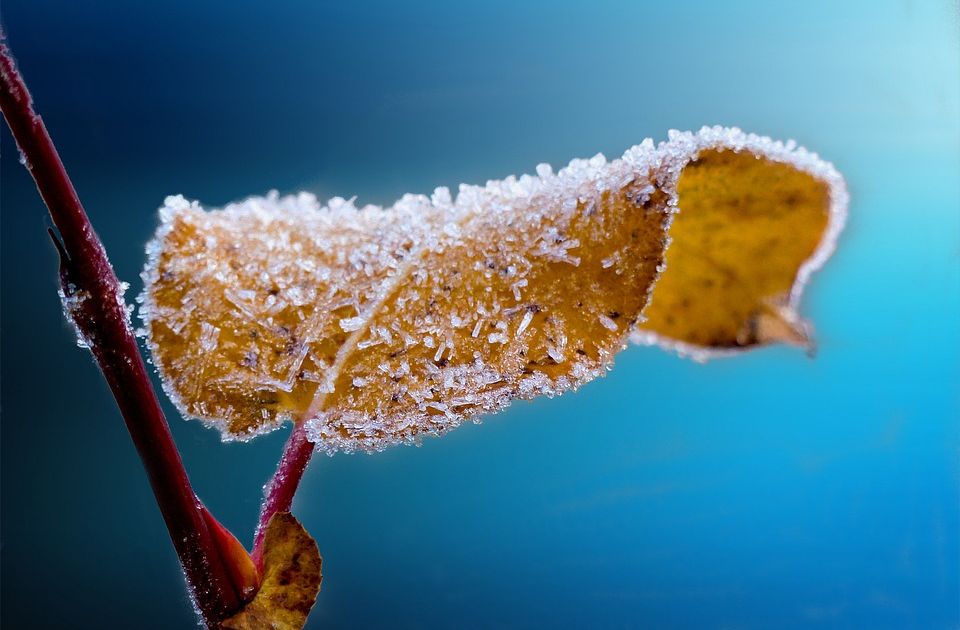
222,513 -> 322,630
140,127 -> 847,451
141,146 -> 672,449
635,132 -> 846,359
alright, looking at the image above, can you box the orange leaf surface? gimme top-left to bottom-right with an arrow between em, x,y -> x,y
633,129 -> 847,360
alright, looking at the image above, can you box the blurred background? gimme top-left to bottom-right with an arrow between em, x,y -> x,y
2,1 -> 958,628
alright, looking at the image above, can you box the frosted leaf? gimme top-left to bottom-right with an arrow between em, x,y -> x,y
140,126 -> 846,451
141,146 -> 669,447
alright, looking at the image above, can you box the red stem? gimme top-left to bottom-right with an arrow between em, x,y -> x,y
0,32 -> 244,627
253,422 -> 314,567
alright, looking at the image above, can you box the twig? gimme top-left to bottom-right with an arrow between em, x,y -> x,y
252,422 -> 314,567
0,30 -> 247,627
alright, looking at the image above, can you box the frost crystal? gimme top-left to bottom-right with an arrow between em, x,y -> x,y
598,314 -> 619,332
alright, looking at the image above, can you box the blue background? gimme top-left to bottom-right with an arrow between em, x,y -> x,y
2,1 -> 958,628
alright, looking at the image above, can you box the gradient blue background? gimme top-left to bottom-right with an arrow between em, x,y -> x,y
2,1 -> 958,628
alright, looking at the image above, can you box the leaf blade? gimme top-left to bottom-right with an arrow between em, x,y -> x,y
633,128 -> 848,360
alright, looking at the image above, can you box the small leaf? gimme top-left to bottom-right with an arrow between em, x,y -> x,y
222,512 -> 322,630
140,127 -> 846,452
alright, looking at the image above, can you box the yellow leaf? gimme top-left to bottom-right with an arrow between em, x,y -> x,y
222,512 -> 322,630
140,127 -> 846,452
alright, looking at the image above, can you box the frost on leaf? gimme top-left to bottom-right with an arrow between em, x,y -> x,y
140,126 -> 847,452
222,512 -> 321,630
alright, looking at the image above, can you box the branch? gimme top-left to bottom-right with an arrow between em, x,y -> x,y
0,31 -> 250,628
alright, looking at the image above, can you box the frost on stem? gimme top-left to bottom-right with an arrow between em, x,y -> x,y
58,282 -> 93,349
140,126 -> 847,454
59,274 -> 134,350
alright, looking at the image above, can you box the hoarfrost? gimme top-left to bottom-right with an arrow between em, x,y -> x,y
199,322 -> 220,352
339,316 -> 364,332
58,283 -> 93,349
516,310 -> 534,336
